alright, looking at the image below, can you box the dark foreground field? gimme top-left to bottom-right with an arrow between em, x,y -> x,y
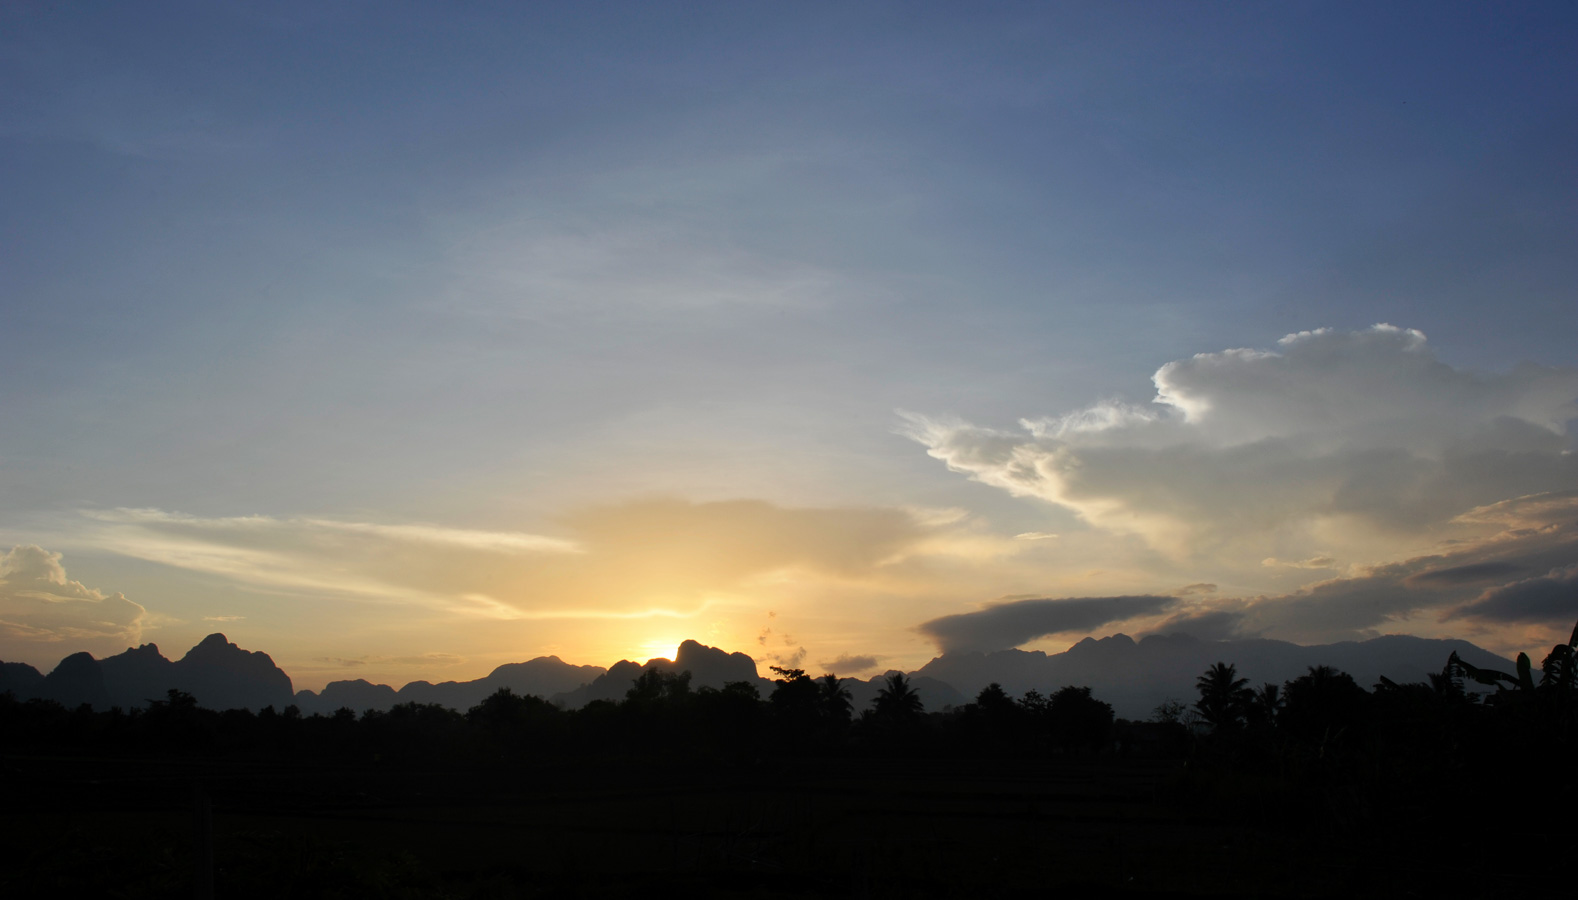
0,753 -> 1549,898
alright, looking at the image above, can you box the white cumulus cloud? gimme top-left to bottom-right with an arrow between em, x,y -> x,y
0,545 -> 146,648
906,325 -> 1578,562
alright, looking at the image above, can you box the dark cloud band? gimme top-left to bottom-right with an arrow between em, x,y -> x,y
1443,565 -> 1578,625
919,595 -> 1175,654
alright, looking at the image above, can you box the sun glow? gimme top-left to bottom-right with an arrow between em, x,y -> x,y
637,637 -> 683,663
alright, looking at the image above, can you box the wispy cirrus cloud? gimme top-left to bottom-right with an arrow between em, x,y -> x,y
306,652 -> 467,671
75,500 -> 938,623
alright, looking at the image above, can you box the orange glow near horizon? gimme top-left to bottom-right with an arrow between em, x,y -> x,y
636,636 -> 684,664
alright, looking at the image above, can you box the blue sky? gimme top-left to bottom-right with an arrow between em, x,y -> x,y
3,3 -> 1575,687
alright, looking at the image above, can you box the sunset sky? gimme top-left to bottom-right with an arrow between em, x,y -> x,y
3,3 -> 1576,691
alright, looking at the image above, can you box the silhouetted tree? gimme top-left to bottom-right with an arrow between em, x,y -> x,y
1538,619 -> 1578,692
1194,662 -> 1251,731
814,674 -> 854,749
770,667 -> 819,716
769,666 -> 821,748
973,682 -> 1014,716
625,669 -> 692,706
818,674 -> 853,725
1280,665 -> 1369,746
151,688 -> 198,714
468,687 -> 559,757
1046,685 -> 1113,753
1143,698 -> 1190,755
958,682 -> 1025,755
1150,698 -> 1186,725
1427,657 -> 1468,700
1247,682 -> 1282,728
873,672 -> 922,721
693,681 -> 763,756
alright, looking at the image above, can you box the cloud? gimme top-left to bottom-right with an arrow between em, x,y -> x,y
906,325 -> 1578,560
1451,489 -> 1578,529
1146,608 -> 1249,642
558,498 -> 924,584
298,520 -> 580,554
306,653 -> 466,670
385,653 -> 466,667
1263,556 -> 1337,570
819,653 -> 880,674
1443,565 -> 1578,625
1151,492 -> 1578,643
0,545 -> 146,647
918,595 -> 1176,654
764,646 -> 808,670
445,212 -> 841,317
1404,562 -> 1524,587
75,500 -> 933,621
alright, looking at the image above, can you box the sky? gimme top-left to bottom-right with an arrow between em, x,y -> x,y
2,2 -> 1576,691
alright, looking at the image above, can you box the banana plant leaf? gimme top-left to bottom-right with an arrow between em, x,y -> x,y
1449,652 -> 1518,689
1516,653 -> 1536,693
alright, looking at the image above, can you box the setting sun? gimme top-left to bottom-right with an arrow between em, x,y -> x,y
636,637 -> 684,664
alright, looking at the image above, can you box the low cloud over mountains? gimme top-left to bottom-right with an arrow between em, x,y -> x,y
919,595 -> 1176,654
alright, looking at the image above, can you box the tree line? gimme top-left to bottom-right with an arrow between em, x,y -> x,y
0,665 -> 1124,767
4,622 -> 1574,803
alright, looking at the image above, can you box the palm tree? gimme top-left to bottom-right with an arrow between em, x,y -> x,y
1249,682 -> 1282,727
874,671 -> 923,721
819,674 -> 853,724
1194,662 -> 1251,730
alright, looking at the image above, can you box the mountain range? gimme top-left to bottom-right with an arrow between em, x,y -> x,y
0,631 -> 1516,719
0,634 -> 292,712
916,631 -> 1513,718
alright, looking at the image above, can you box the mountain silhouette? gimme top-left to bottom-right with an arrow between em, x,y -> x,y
0,630 -> 1522,718
294,655 -> 605,715
552,640 -> 764,708
0,633 -> 293,711
843,671 -> 967,713
0,660 -> 45,698
99,642 -> 176,708
916,631 -> 1517,718
296,678 -> 399,714
40,651 -> 110,708
171,633 -> 294,711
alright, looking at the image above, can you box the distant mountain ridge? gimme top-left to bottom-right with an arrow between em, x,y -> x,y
294,655 -> 606,715
548,639 -> 762,709
0,631 -> 1517,719
917,631 -> 1516,718
0,633 -> 293,712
